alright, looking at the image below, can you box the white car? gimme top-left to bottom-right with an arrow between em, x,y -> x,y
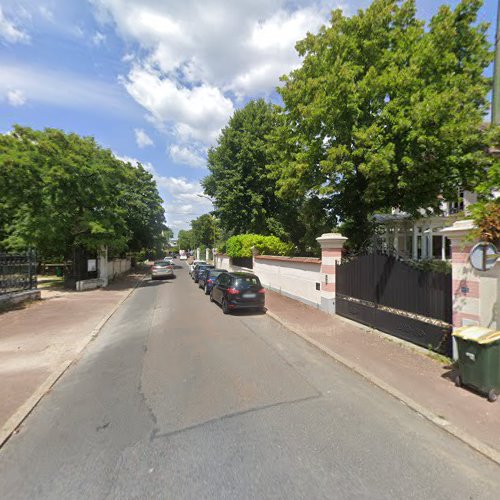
189,260 -> 206,275
151,260 -> 175,280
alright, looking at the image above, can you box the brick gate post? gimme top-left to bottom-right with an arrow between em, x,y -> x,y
441,220 -> 499,332
316,233 -> 347,314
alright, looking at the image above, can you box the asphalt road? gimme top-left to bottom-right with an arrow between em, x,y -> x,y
1,262 -> 500,499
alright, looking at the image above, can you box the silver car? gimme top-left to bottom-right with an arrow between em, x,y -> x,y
151,260 -> 175,280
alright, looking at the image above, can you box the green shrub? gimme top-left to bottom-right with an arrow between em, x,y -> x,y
408,259 -> 451,275
225,234 -> 294,257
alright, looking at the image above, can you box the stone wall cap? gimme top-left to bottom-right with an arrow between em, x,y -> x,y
316,232 -> 347,249
440,219 -> 476,237
316,233 -> 347,242
256,255 -> 321,264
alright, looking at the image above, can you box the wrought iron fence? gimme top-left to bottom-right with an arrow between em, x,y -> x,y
231,256 -> 253,269
0,251 -> 37,295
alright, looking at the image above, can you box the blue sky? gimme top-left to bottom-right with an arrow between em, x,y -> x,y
0,0 -> 497,235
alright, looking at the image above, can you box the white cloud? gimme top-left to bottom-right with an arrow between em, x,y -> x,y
169,144 -> 205,168
6,89 -> 27,106
0,6 -> 30,43
122,64 -> 234,144
90,0 -> 335,151
92,30 -> 106,46
134,128 -> 154,148
0,62 -> 135,116
112,153 -> 212,234
73,25 -> 85,38
39,6 -> 54,22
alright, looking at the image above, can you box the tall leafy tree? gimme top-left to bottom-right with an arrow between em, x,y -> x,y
120,162 -> 167,253
191,214 -> 220,248
0,126 -> 166,259
273,0 -> 493,249
203,100 -> 303,243
203,99 -> 330,253
177,229 -> 194,251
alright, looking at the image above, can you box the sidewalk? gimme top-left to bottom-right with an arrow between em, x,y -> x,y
265,290 -> 500,463
0,270 -> 145,446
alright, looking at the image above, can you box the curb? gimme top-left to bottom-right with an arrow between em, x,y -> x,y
266,310 -> 500,466
0,272 -> 147,449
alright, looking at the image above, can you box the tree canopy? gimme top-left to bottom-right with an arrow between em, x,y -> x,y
272,0 -> 493,249
203,99 -> 332,254
0,126 -> 167,259
191,214 -> 220,248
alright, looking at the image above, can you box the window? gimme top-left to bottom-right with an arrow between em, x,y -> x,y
234,277 -> 261,287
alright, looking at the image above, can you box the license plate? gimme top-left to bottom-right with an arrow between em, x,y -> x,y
243,293 -> 256,298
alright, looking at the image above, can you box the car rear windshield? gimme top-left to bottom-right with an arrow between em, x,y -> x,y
234,277 -> 261,287
208,271 -> 224,278
154,261 -> 170,267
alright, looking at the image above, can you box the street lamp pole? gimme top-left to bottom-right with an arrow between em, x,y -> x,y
493,0 -> 500,125
196,194 -> 217,260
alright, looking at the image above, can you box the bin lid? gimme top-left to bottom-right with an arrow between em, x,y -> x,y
453,326 -> 500,344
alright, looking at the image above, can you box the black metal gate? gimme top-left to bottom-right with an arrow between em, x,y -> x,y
64,247 -> 98,289
335,253 -> 452,355
0,250 -> 37,295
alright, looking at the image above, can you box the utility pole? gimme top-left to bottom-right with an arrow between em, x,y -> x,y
493,0 -> 500,124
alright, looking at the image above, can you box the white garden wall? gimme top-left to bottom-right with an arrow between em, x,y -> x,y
106,258 -> 131,281
254,256 -> 322,308
215,253 -> 322,308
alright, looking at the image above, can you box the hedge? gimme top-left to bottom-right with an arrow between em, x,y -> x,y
225,234 -> 294,258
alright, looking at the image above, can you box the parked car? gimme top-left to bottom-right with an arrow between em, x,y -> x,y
210,272 -> 265,314
193,264 -> 214,283
198,268 -> 226,294
189,260 -> 206,276
151,260 -> 175,280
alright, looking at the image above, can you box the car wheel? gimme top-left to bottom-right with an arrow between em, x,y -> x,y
198,282 -> 202,289
210,291 -> 215,303
222,298 -> 229,315
488,389 -> 498,403
204,285 -> 209,295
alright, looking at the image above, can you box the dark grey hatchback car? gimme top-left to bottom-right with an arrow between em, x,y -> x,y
210,272 -> 265,314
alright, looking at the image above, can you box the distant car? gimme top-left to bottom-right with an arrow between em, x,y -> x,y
210,272 -> 265,314
151,260 -> 175,280
193,264 -> 214,283
189,260 -> 206,276
198,268 -> 226,294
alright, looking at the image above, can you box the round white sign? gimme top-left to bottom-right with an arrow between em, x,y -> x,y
469,242 -> 498,271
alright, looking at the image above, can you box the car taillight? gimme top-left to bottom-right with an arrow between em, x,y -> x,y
258,288 -> 265,294
227,287 -> 240,295
207,279 -> 213,284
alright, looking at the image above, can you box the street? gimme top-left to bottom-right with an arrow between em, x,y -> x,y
1,262 -> 499,499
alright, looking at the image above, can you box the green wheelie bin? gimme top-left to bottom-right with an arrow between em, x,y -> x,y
453,327 -> 500,402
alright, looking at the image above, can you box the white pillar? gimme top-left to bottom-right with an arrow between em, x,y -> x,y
428,227 -> 433,259
205,247 -> 210,262
441,236 -> 446,260
98,246 -> 108,287
316,233 -> 347,315
394,227 -> 399,253
196,247 -> 200,260
412,225 -> 418,259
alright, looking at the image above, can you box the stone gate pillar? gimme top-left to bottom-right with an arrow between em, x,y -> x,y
98,246 -> 108,288
441,220 -> 499,331
316,233 -> 347,314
